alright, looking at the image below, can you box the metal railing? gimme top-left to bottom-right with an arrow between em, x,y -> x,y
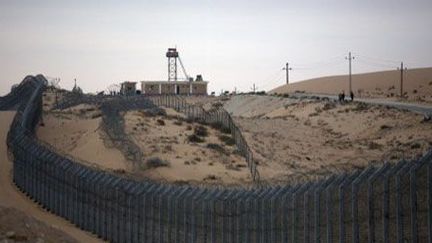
4,75 -> 432,243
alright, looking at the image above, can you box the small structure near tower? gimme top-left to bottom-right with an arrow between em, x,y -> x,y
120,81 -> 137,96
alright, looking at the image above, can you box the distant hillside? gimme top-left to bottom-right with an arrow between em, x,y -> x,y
270,67 -> 432,102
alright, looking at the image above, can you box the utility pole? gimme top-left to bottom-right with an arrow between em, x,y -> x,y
251,83 -> 257,93
398,62 -> 407,97
283,62 -> 292,84
345,52 -> 355,93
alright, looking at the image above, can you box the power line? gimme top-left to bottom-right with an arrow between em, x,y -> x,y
355,59 -> 396,70
354,54 -> 401,65
292,60 -> 346,70
355,52 -> 431,68
291,54 -> 346,68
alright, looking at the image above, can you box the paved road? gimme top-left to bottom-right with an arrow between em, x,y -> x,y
291,93 -> 432,115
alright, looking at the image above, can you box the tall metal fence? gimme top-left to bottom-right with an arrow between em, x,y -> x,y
146,95 -> 259,182
3,75 -> 432,243
0,75 -> 44,110
99,96 -> 165,165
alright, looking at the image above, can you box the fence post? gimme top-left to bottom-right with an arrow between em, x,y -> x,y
367,163 -> 390,243
339,171 -> 361,243
352,166 -> 376,243
292,183 -> 312,243
396,161 -> 415,243
236,189 -> 254,243
429,162 -> 432,243
325,174 -> 346,243
270,186 -> 291,243
282,185 -> 298,243
409,152 -> 432,243
202,189 -> 216,243
150,185 -> 166,243
211,190 -> 225,243
170,187 -> 188,243
410,166 -> 418,243
314,176 -> 335,243
261,187 -> 280,243
255,188 -> 271,243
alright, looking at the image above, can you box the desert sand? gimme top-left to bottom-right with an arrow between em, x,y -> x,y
0,111 -> 102,242
37,109 -> 128,172
37,99 -> 252,186
222,95 -> 432,184
270,67 -> 432,103
124,109 -> 251,185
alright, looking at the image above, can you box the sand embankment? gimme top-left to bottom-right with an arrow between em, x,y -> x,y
37,107 -> 129,172
223,95 -> 432,183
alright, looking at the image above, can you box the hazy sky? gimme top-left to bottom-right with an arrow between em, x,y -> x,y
1,0 -> 431,95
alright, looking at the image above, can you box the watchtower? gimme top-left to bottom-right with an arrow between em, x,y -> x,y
166,48 -> 179,81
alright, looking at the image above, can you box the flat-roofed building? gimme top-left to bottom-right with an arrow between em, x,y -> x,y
141,80 -> 208,95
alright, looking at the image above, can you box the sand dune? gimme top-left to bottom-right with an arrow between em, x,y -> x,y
271,67 -> 432,103
37,111 -> 129,172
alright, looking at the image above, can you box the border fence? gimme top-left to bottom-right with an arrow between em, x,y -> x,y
2,75 -> 432,243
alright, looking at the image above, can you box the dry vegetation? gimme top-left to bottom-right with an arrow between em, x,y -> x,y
124,108 -> 251,185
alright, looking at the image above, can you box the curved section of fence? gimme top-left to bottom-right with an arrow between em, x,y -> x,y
0,75 -> 46,110
4,75 -> 432,243
99,96 -> 165,165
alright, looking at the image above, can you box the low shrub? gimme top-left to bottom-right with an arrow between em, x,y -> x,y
146,157 -> 170,168
207,143 -> 228,154
156,119 -> 165,126
218,135 -> 235,146
220,127 -> 231,134
173,120 -> 183,126
368,142 -> 382,150
411,143 -> 421,149
194,125 -> 208,137
380,124 -> 392,130
322,102 -> 336,111
188,134 -> 204,143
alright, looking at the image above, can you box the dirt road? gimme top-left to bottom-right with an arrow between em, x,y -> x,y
289,93 -> 432,115
0,111 -> 102,242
